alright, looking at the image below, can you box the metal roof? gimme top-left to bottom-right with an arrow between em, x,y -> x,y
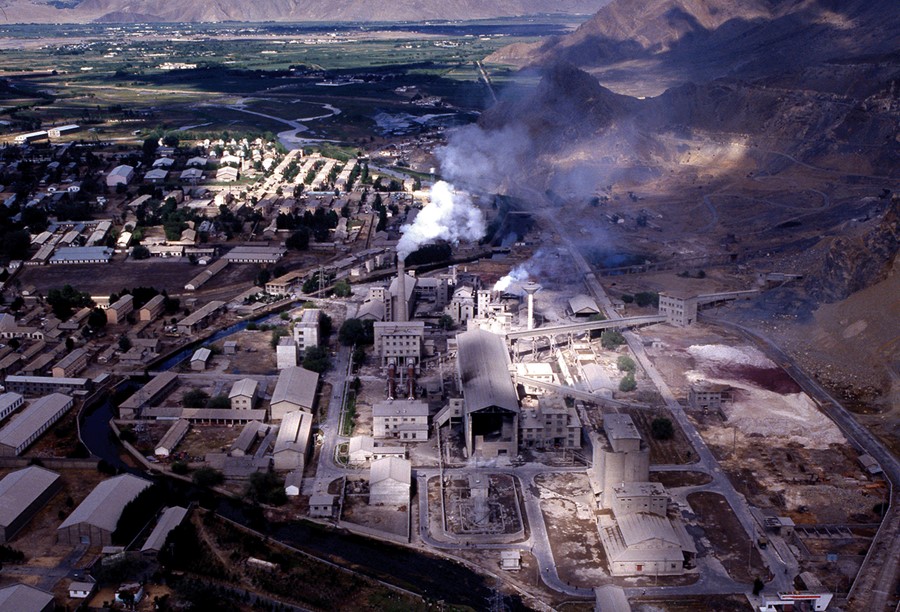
270,367 -> 318,411
191,347 -> 211,363
568,294 -> 601,315
370,457 -> 411,486
0,584 -> 54,611
0,466 -> 60,529
456,328 -> 518,414
228,378 -> 259,399
0,394 -> 73,452
373,399 -> 429,417
140,506 -> 188,553
274,410 -> 313,455
604,413 -> 642,442
58,474 -> 151,533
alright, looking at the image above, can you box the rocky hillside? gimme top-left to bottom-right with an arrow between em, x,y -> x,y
488,0 -> 900,82
0,0 -> 606,23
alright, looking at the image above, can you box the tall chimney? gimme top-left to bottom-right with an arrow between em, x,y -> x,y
523,282 -> 541,331
396,256 -> 408,322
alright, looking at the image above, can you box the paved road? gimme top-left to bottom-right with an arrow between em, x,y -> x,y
706,316 -> 900,611
314,342 -> 352,486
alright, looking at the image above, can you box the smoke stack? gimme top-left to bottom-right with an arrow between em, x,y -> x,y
407,364 -> 415,399
396,256 -> 408,322
523,282 -> 541,330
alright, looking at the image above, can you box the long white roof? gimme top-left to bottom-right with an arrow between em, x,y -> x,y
140,506 -> 188,553
0,394 -> 73,451
229,378 -> 259,399
271,366 -> 318,410
456,328 -> 518,414
58,474 -> 151,533
370,456 -> 411,486
274,410 -> 313,455
0,466 -> 60,528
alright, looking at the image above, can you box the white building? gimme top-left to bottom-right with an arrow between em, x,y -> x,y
276,337 -> 298,369
270,366 -> 318,421
373,400 -> 429,441
228,378 -> 259,410
273,410 -> 313,471
155,419 -> 189,457
598,513 -> 696,577
369,457 -> 411,506
106,165 -> 134,188
190,347 -> 211,371
292,308 -> 321,353
0,394 -> 74,456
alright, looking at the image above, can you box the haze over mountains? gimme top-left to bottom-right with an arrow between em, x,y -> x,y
0,0 -> 607,23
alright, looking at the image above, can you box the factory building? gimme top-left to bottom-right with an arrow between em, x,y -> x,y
49,246 -> 114,265
373,321 -> 424,371
519,394 -> 581,450
598,513 -> 697,577
658,292 -> 698,327
273,410 -> 313,471
57,474 -> 152,546
269,366 -> 318,421
589,413 -> 650,509
141,506 -> 188,557
456,328 -> 520,459
118,372 -> 178,419
0,394 -> 74,456
688,384 -> 732,412
373,399 -> 429,441
369,457 -> 411,506
223,245 -> 286,264
0,466 -> 61,543
347,436 -> 406,465
106,165 -> 134,188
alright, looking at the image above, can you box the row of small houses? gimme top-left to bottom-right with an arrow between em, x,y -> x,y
106,163 -> 241,188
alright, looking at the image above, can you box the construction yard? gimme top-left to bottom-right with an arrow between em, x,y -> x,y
686,492 -> 768,583
443,473 -> 524,540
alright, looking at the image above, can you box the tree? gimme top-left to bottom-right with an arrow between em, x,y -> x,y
171,461 -> 190,475
601,330 -> 626,350
634,291 -> 659,308
207,395 -> 231,409
192,467 -> 224,488
302,346 -> 330,373
286,227 -> 310,250
619,372 -> 637,392
88,307 -> 107,329
753,577 -> 765,596
246,471 -> 287,506
183,389 -> 210,408
617,355 -> 636,372
118,335 -> 132,352
332,279 -> 352,297
131,245 -> 151,260
438,314 -> 455,331
9,297 -> 24,312
338,318 -> 373,346
46,285 -> 92,321
651,417 -> 674,440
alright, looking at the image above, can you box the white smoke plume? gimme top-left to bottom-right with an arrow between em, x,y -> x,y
493,264 -> 530,292
396,180 -> 486,261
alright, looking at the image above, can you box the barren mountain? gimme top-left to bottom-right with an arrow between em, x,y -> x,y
0,0 -> 606,23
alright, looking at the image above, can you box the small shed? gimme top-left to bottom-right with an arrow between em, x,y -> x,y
223,341 -> 238,355
284,470 -> 303,497
309,494 -> 336,518
68,581 -> 96,599
500,550 -> 521,570
190,347 -> 211,371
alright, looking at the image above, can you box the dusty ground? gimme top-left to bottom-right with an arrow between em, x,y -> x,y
631,594 -> 748,612
649,471 -> 713,488
443,474 -> 523,537
534,472 -> 608,587
217,329 -> 277,374
340,485 -> 409,539
2,468 -> 106,567
686,492 -> 767,583
624,407 -> 696,465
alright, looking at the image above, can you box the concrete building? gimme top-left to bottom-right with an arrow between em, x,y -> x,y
48,124 -> 80,138
373,400 -> 429,441
598,513 -> 696,577
373,321 -> 425,371
118,372 -> 178,419
347,435 -> 405,465
140,506 -> 188,556
514,362 -> 557,396
284,470 -> 303,497
369,457 -> 411,506
184,259 -> 228,291
273,410 -> 313,471
270,366 -> 318,421
0,466 -> 61,543
68,581 -> 96,599
190,347 -> 211,371
265,270 -> 305,295
519,395 -> 581,450
568,294 -> 602,317
229,421 -> 267,457
177,301 -> 225,335
610,482 -> 668,517
309,494 -> 336,518
0,584 -> 54,612
0,394 -> 74,456
106,165 -> 134,188
223,245 -> 286,264
3,376 -> 89,396
292,308 -> 321,354
456,328 -> 519,459
590,413 -> 650,509
0,392 -> 25,423
138,295 -> 165,321
155,419 -> 189,457
658,292 -> 698,327
51,348 -> 88,378
49,246 -> 114,265
106,294 -> 134,325
276,337 -> 298,369
57,474 -> 152,546
688,384 -> 731,411
228,378 -> 259,410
